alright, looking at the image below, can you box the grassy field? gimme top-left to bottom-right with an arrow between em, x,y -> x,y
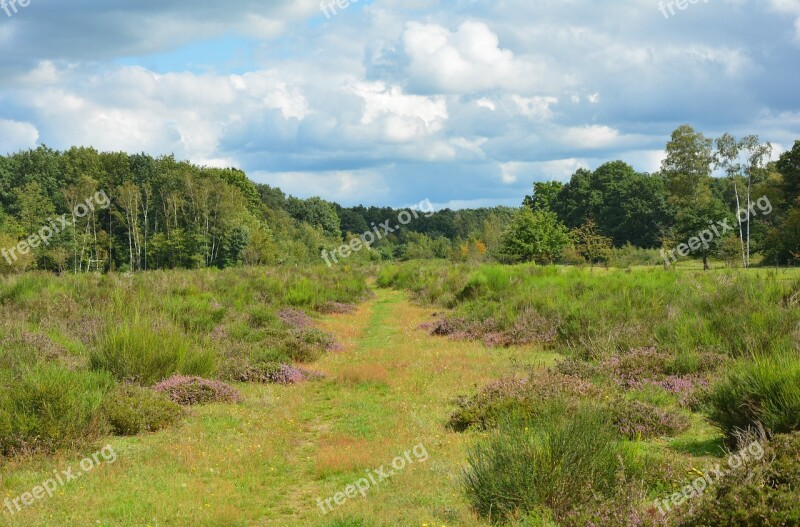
2,263 -> 800,526
0,280 -> 552,526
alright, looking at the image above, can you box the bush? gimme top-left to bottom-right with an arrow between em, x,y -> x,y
233,362 -> 323,385
610,399 -> 690,440
463,405 -> 632,524
449,373 -> 601,432
99,383 -> 183,436
677,433 -> 800,526
707,354 -> 800,439
153,376 -> 242,405
0,364 -> 113,455
90,319 -> 215,385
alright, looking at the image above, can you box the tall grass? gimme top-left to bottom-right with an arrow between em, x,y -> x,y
378,262 -> 800,358
463,405 -> 632,524
707,353 -> 800,439
0,364 -> 113,454
90,318 -> 215,385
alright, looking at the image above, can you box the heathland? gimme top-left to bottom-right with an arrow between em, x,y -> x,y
1,262 -> 799,526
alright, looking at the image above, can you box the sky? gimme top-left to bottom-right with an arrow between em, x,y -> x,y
0,0 -> 799,209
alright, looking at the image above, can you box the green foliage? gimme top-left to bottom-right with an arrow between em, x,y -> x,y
498,209 -> 570,264
569,219 -> 613,267
551,161 -> 672,248
380,261 -> 799,359
661,124 -> 714,201
462,405 -> 633,524
707,353 -> 800,439
99,383 -> 183,436
90,319 -> 215,385
523,181 -> 564,212
677,433 -> 800,527
0,364 -> 113,454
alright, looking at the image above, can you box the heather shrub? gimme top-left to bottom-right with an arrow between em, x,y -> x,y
677,433 -> 800,526
90,319 -> 215,385
463,405 -> 634,524
0,364 -> 112,455
237,362 -> 323,385
99,383 -> 183,436
153,376 -> 242,405
449,373 -> 601,432
610,399 -> 690,440
247,305 -> 277,328
557,351 -> 715,407
287,328 -> 339,360
707,353 -> 800,439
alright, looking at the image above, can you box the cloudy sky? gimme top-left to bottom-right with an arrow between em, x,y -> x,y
0,0 -> 799,208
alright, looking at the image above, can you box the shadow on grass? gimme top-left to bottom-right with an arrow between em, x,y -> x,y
669,436 -> 726,457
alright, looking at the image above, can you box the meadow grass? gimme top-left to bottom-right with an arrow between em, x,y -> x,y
1,262 -> 799,525
0,284 -> 547,526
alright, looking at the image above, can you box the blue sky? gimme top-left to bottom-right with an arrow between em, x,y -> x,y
0,0 -> 799,208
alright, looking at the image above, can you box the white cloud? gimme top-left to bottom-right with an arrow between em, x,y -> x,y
500,162 -> 523,184
476,98 -> 497,111
451,137 -> 488,157
401,21 -> 549,93
499,158 -> 588,186
0,120 -> 39,154
511,95 -> 558,120
14,64 -> 308,164
352,81 -> 448,142
561,125 -> 621,149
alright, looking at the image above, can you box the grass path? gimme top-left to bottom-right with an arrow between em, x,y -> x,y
1,289 -> 560,527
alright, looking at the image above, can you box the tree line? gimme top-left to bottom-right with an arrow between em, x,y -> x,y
0,146 -> 513,273
504,126 -> 800,268
2,128 -> 798,274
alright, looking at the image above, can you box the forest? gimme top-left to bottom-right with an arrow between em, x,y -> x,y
1,125 -> 799,275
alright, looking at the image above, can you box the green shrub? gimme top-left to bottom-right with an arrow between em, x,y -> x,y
463,405 -> 632,524
677,433 -> 800,526
0,364 -> 113,454
449,373 -> 602,432
90,319 -> 215,385
707,354 -> 800,439
99,383 -> 183,436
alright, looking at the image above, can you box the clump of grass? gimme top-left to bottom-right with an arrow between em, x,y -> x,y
99,383 -> 184,435
0,364 -> 113,455
706,353 -> 800,439
153,376 -> 242,405
462,404 -> 635,524
449,372 -> 603,432
90,318 -> 215,385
